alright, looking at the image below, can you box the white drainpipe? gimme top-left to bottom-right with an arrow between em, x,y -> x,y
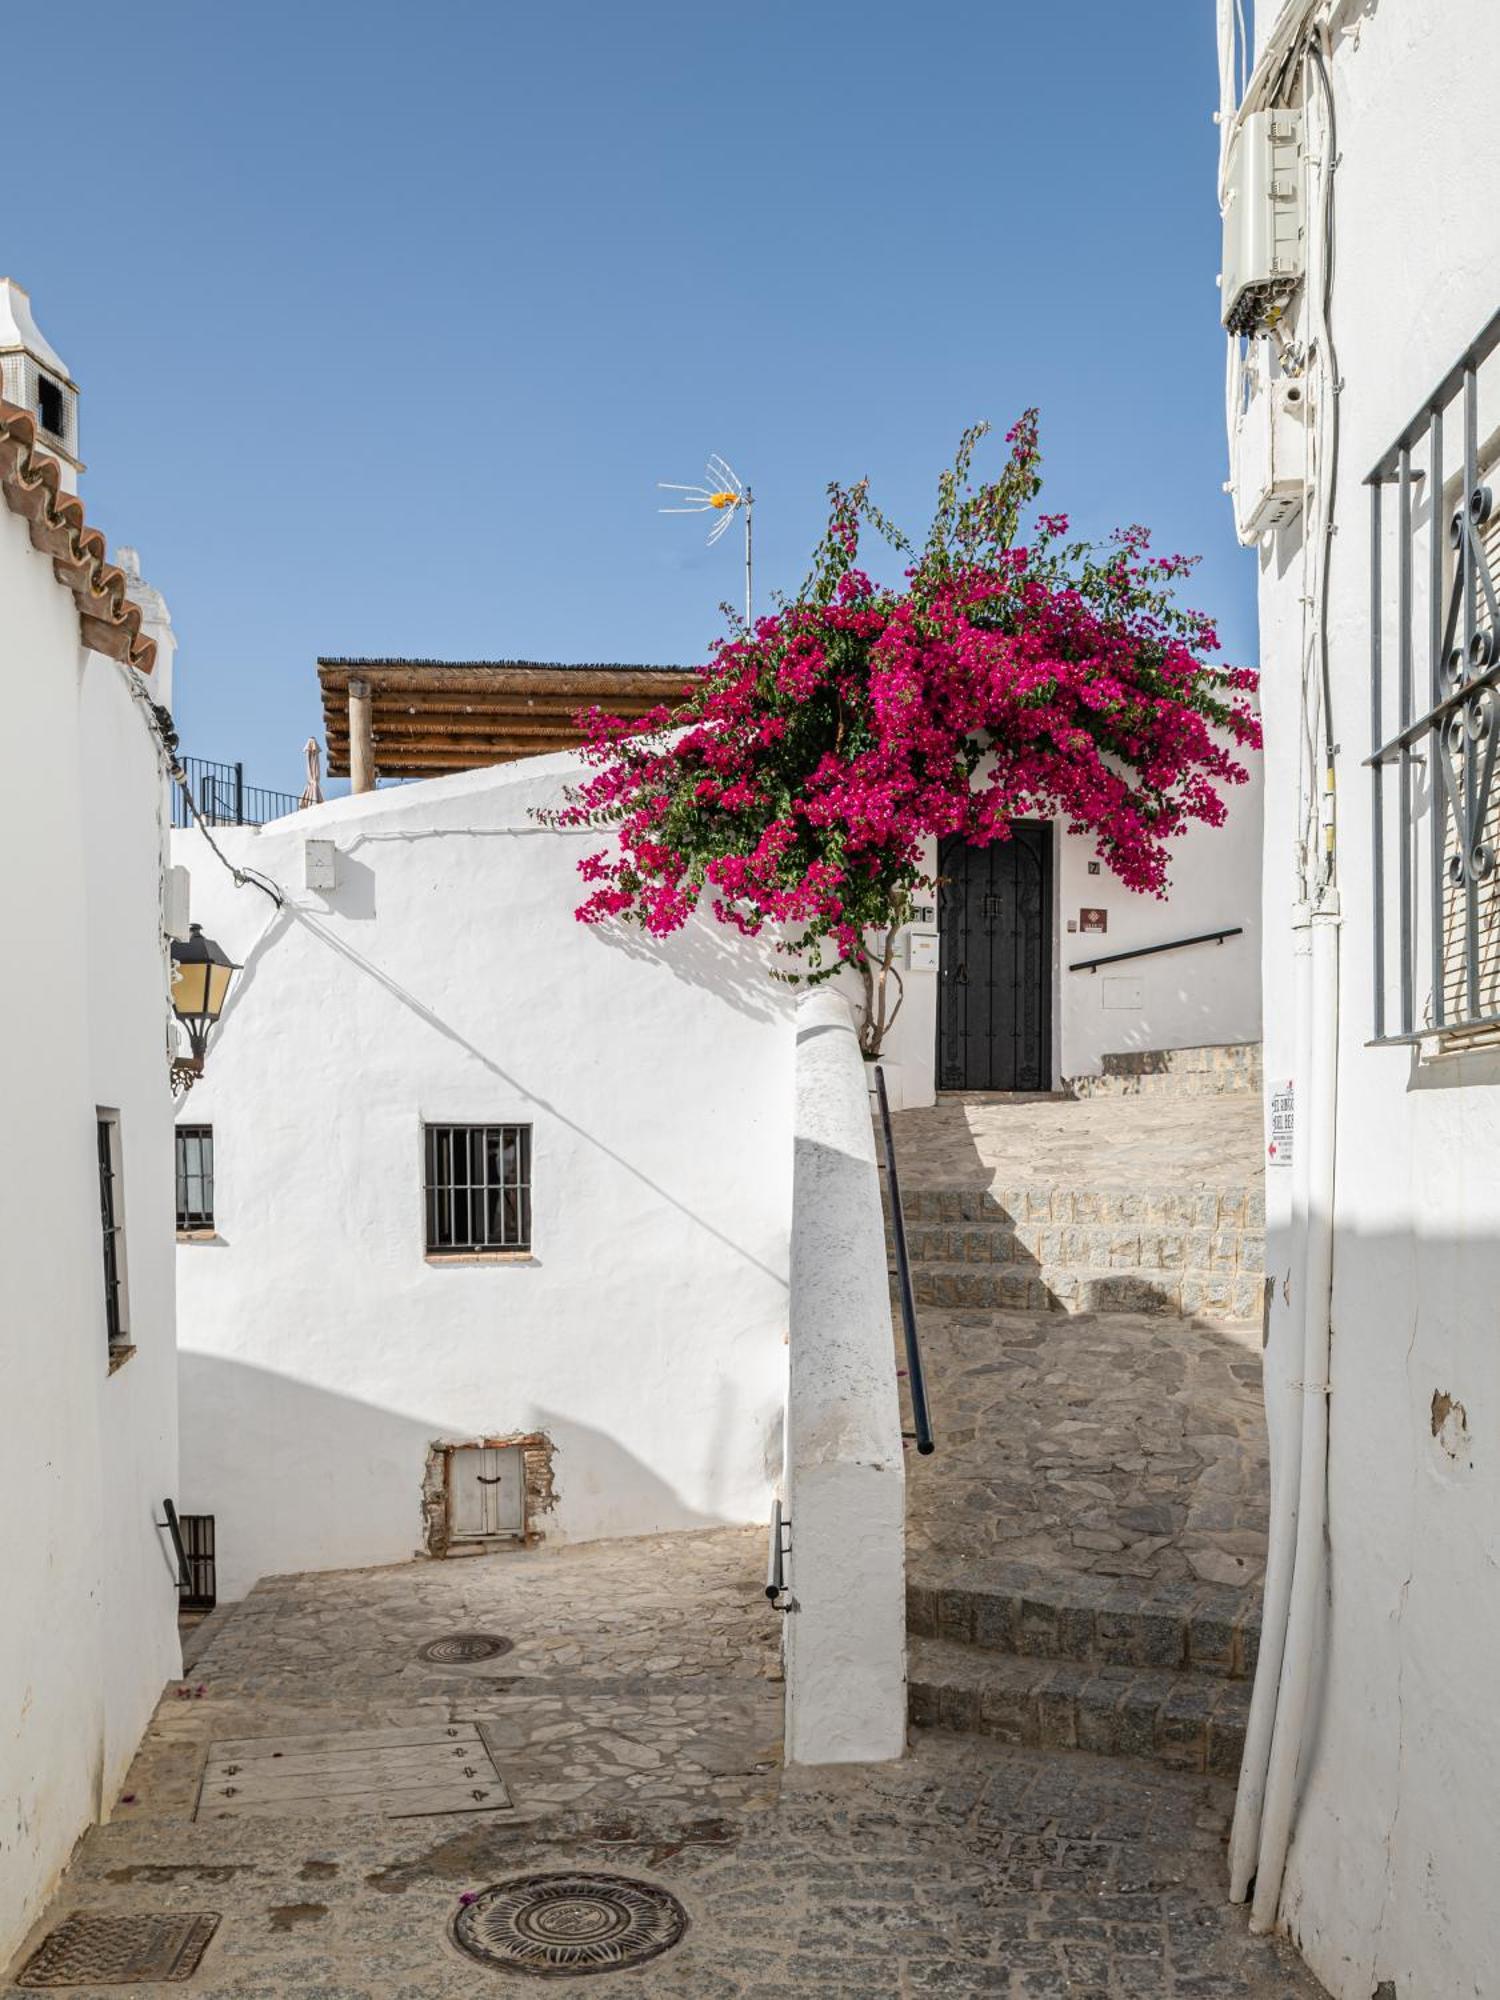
1228,902 -> 1313,1900
1234,889 -> 1340,1927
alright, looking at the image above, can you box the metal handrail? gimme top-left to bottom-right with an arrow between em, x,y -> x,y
157,1497 -> 191,1589
765,1498 -> 788,1603
872,1065 -> 935,1455
1068,925 -> 1244,974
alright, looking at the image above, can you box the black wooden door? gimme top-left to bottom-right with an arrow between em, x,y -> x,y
936,825 -> 1053,1091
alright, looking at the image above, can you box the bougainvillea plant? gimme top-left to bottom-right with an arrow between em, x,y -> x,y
543,416 -> 1260,1057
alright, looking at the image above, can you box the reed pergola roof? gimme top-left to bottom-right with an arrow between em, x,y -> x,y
317,657 -> 698,779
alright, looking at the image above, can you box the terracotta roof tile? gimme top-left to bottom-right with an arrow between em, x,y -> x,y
0,398 -> 155,673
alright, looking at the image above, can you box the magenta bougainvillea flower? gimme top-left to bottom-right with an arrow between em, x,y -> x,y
544,416 -> 1260,1055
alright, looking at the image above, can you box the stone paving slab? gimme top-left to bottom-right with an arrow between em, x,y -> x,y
4,1531 -> 1324,1998
905,1305 -> 1269,1597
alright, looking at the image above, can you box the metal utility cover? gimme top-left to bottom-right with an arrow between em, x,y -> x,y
196,1721 -> 512,1821
418,1632 -> 514,1665
449,1872 -> 689,1978
17,1912 -> 220,1986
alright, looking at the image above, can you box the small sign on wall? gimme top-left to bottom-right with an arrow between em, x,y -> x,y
1079,908 -> 1108,933
1268,1078 -> 1294,1166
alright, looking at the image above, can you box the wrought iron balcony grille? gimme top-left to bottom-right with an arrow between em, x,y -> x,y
1367,305 -> 1500,1045
171,756 -> 302,831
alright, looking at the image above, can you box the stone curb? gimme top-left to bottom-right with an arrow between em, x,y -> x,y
907,1567 -> 1261,1680
908,1265 -> 1265,1322
908,1637 -> 1251,1779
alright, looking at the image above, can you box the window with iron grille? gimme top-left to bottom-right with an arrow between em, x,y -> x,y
177,1513 -> 217,1611
176,1125 -> 215,1233
424,1124 -> 532,1255
1368,306 -> 1500,1046
96,1114 -> 128,1350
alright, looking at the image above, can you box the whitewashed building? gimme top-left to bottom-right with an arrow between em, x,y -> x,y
1218,4 -> 1500,1995
867,784 -> 1263,1109
0,282 -> 183,1961
172,644 -> 1263,1609
171,732 -> 797,1606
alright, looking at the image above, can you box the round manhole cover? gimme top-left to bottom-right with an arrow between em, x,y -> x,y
450,1872 -> 688,1977
418,1633 -> 514,1665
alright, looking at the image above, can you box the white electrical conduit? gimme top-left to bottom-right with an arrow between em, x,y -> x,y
1250,894 -> 1340,1932
1217,0 -> 1329,203
1219,0 -> 1344,1932
1228,907 -> 1313,1901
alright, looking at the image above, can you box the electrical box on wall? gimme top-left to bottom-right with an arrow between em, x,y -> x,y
1220,109 -> 1304,335
304,838 -> 338,891
1102,976 -> 1144,1011
163,864 -> 191,941
1233,374 -> 1308,543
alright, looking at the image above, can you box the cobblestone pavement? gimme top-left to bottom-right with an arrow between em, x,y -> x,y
4,1531 -> 1325,1998
907,1305 -> 1270,1596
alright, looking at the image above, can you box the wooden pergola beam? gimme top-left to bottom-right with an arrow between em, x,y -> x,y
317,656 -> 698,781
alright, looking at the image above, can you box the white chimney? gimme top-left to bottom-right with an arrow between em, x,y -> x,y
113,547 -> 177,712
0,278 -> 82,492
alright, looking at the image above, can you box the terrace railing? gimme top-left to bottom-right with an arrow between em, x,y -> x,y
172,756 -> 302,831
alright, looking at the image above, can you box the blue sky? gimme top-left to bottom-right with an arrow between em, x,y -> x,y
13,2 -> 1246,796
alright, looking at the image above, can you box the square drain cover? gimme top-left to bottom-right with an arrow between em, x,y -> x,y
18,1911 -> 219,1986
197,1721 -> 512,1821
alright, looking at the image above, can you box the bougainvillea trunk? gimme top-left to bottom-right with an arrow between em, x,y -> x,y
541,417 -> 1260,1061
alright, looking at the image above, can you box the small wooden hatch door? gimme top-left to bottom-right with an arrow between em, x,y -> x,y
449,1445 -> 526,1540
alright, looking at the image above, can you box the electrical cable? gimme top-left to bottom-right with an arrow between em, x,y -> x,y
1310,31 -> 1341,887
107,649 -> 287,909
170,768 -> 285,908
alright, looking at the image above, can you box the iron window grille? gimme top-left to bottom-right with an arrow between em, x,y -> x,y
1368,304 -> 1500,1045
424,1124 -> 532,1255
96,1115 -> 128,1349
177,1513 -> 217,1611
176,1125 -> 215,1233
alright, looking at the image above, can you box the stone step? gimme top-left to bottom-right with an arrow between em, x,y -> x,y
907,1636 -> 1250,1779
895,1184 -> 1264,1231
908,1262 -> 1264,1321
1062,1042 -> 1263,1101
907,1562 -> 1260,1680
903,1219 -> 1263,1278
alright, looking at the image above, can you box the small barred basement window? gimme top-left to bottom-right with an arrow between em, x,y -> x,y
423,1123 -> 532,1255
176,1125 -> 215,1233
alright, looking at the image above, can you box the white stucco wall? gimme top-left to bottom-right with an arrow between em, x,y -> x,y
172,758 -> 796,1602
1233,7 -> 1500,1995
862,766 -> 1263,1108
0,503 -> 180,1961
781,992 -> 906,1764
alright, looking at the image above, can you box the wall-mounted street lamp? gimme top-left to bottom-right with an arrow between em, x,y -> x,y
170,924 -> 238,1091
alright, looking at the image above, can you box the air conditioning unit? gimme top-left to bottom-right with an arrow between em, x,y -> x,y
1232,374 -> 1308,543
1220,109 -> 1305,335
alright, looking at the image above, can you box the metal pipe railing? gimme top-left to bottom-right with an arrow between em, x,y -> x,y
1068,925 -> 1244,974
172,756 -> 302,831
157,1497 -> 191,1589
872,1064 -> 935,1455
765,1497 -> 789,1603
